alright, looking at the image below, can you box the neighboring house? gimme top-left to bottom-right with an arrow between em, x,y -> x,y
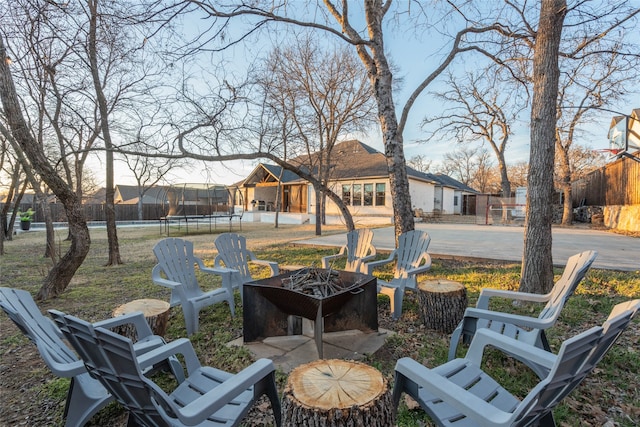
430,173 -> 479,215
113,185 -> 169,205
239,140 -> 478,224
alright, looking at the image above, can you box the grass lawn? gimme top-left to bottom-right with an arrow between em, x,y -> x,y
0,223 -> 638,426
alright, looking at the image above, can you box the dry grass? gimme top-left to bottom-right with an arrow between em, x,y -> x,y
0,222 -> 638,426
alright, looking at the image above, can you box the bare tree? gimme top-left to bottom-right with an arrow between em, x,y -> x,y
437,146 -> 493,192
555,49 -> 637,225
161,1 -> 512,241
407,154 -> 432,174
255,36 -> 376,234
423,70 -> 525,197
508,161 -> 529,189
121,151 -> 175,220
1,36 -> 91,299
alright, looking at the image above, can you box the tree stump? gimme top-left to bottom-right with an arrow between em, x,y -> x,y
418,279 -> 468,334
112,299 -> 170,342
282,359 -> 393,426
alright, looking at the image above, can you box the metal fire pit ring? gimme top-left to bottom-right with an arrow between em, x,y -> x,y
243,268 -> 378,358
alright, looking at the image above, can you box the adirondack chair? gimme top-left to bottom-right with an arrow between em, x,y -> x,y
152,237 -> 236,336
321,228 -> 377,273
448,250 -> 597,362
365,229 -> 432,319
50,310 -> 282,427
392,299 -> 639,427
0,287 -> 181,427
213,232 -> 279,299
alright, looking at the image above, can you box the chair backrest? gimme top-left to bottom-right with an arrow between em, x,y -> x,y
0,288 -> 80,376
214,233 -> 253,281
538,250 -> 597,322
49,310 -> 175,426
153,238 -> 201,304
514,299 -> 639,426
394,230 -> 431,280
344,228 -> 376,272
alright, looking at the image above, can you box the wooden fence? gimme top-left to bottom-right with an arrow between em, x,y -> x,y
572,154 -> 640,207
8,203 -> 167,223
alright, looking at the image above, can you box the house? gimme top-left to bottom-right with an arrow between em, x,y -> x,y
239,140 -> 478,224
113,185 -> 169,205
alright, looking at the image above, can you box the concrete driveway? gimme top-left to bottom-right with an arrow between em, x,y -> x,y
296,223 -> 640,271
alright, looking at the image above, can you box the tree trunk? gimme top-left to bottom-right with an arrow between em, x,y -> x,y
0,37 -> 91,300
282,359 -> 393,426
88,0 -> 121,265
41,198 -> 56,260
362,1 -> 415,243
498,153 -> 512,198
314,183 -> 322,236
520,0 -> 566,294
558,148 -> 573,225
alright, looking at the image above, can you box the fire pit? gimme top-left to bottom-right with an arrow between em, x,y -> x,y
243,268 -> 378,358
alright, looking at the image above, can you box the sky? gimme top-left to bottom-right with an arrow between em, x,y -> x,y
107,3 -> 639,188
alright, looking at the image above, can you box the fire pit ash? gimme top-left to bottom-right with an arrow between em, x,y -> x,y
243,268 -> 378,358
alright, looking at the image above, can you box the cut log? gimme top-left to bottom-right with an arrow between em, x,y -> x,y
418,279 -> 468,334
112,298 -> 170,342
282,359 -> 393,426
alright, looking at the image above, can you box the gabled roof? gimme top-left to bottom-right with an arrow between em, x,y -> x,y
114,185 -> 169,204
430,173 -> 479,193
242,163 -> 303,185
242,139 -> 474,188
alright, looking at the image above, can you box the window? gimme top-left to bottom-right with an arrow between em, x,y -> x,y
454,195 -> 459,206
353,184 -> 362,206
375,183 -> 386,206
342,184 -> 351,205
364,184 -> 373,206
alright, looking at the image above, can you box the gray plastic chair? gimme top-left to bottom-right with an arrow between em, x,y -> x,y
0,287 -> 181,427
50,309 -> 282,427
365,229 -> 432,319
321,228 -> 377,273
213,232 -> 279,300
448,250 -> 598,362
393,299 -> 639,427
152,237 -> 235,336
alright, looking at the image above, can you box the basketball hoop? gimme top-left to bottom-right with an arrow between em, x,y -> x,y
593,148 -> 622,161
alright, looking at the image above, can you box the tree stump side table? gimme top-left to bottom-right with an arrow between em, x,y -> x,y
417,279 -> 468,334
282,359 -> 394,426
112,298 -> 170,342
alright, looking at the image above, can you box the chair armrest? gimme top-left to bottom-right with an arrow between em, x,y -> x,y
406,263 -> 432,277
476,288 -> 550,310
465,328 -> 557,371
39,345 -> 86,377
151,265 -> 181,290
249,259 -> 279,276
365,250 -> 397,275
321,247 -> 347,269
395,358 -> 513,425
462,307 -> 555,330
134,338 -> 200,375
94,311 -> 154,338
178,358 -> 276,425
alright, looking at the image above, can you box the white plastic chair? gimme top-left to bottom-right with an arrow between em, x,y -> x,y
321,228 -> 376,273
0,287 -> 182,427
50,309 -> 282,427
213,232 -> 279,300
152,237 -> 235,336
393,299 -> 639,427
448,250 -> 598,362
365,229 -> 432,319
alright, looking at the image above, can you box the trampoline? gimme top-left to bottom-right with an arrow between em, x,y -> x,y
158,183 -> 243,235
